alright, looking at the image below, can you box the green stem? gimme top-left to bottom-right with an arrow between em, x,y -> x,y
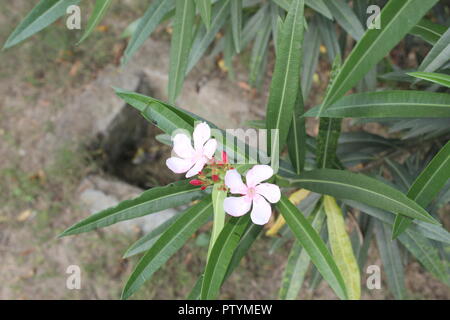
207,183 -> 226,260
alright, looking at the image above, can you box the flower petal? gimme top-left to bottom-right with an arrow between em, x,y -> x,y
193,122 -> 211,151
223,196 -> 252,217
185,157 -> 207,178
245,165 -> 274,187
166,157 -> 193,174
225,169 -> 248,194
172,133 -> 195,159
250,195 -> 272,225
255,183 -> 281,203
202,138 -> 217,159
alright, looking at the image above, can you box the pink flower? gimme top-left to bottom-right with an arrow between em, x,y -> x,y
223,165 -> 281,225
166,122 -> 217,178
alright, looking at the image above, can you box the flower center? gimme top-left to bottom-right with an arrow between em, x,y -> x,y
247,187 -> 256,199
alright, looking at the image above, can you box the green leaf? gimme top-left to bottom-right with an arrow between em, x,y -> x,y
347,201 -> 449,284
195,0 -> 211,29
408,72 -> 450,88
417,27 -> 450,74
277,196 -> 348,300
317,15 -> 340,62
304,0 -> 332,20
325,0 -> 364,40
393,141 -> 450,238
122,0 -> 174,65
409,141 -> 450,208
287,86 -> 306,174
274,0 -> 332,20
3,0 -> 80,49
189,223 -> 263,300
123,213 -> 181,258
343,200 -> 450,245
114,88 -> 194,134
410,19 -> 447,45
122,197 -> 213,299
201,215 -> 251,299
249,7 -> 271,86
77,0 -> 112,44
318,0 -> 439,114
187,0 -> 230,73
301,17 -> 320,99
281,168 -> 440,225
398,229 -> 449,285
230,0 -> 242,53
59,180 -> 207,237
374,220 -> 406,299
168,0 -> 196,103
324,196 -> 360,300
207,184 -> 227,259
316,55 -> 343,169
266,0 -> 305,153
279,204 -> 325,299
305,91 -> 450,118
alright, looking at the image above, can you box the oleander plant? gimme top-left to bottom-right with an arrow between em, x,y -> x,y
4,0 -> 450,300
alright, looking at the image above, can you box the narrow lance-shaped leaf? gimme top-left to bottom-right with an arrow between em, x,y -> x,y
249,7 -> 271,86
3,0 -> 80,49
122,0 -> 175,65
266,0 -> 305,153
280,168 -> 440,225
346,200 -> 449,284
168,0 -> 196,103
410,19 -> 447,45
77,0 -> 112,44
408,72 -> 450,88
123,213 -> 181,258
287,87 -> 306,174
323,196 -> 360,300
316,55 -> 343,169
195,0 -> 211,29
273,0 -> 332,20
301,17 -> 320,100
122,197 -> 213,299
201,215 -> 251,299
207,184 -> 227,259
187,0 -> 230,73
393,141 -> 450,238
230,0 -> 242,53
277,196 -> 348,300
59,180 -> 208,237
374,220 -> 406,299
417,27 -> 450,74
343,200 -> 450,245
305,91 -> 450,118
318,0 -> 439,114
279,203 -> 325,300
325,0 -> 364,41
189,223 -> 263,300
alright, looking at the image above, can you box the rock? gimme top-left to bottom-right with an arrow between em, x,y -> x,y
78,175 -> 179,235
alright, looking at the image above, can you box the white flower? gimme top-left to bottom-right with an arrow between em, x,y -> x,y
223,165 -> 281,225
166,122 -> 217,178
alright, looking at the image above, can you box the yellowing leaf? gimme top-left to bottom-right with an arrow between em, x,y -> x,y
324,195 -> 360,300
266,189 -> 310,236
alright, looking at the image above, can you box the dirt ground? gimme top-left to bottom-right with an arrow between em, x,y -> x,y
0,1 -> 448,300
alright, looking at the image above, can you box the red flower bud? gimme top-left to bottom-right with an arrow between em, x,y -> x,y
189,179 -> 203,186
222,151 -> 228,163
211,174 -> 219,182
200,186 -> 207,190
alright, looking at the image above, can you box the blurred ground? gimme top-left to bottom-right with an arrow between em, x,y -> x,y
0,1 -> 448,300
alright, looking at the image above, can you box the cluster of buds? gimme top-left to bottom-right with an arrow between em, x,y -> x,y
189,151 -> 233,191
